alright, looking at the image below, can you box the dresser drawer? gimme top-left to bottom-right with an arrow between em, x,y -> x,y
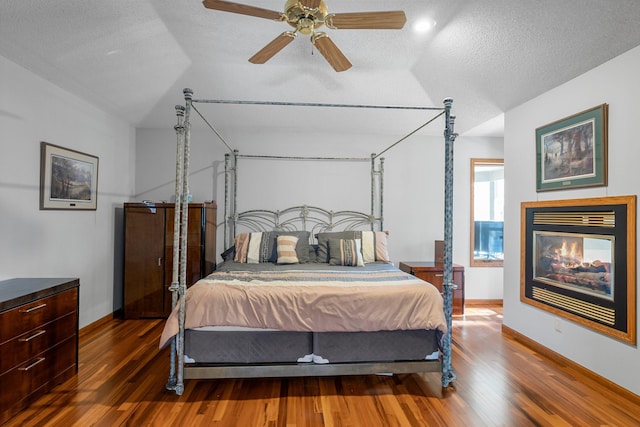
0,289 -> 77,344
0,312 -> 77,375
0,336 -> 76,414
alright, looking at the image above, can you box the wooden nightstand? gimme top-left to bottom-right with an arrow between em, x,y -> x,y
399,262 -> 465,315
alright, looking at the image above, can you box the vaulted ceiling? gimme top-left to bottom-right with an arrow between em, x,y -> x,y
2,1 -> 640,137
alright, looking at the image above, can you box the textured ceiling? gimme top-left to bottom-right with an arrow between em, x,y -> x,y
2,0 -> 640,137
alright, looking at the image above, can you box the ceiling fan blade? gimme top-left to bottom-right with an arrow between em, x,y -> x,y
326,11 -> 407,29
202,0 -> 283,21
300,0 -> 322,9
311,33 -> 352,72
249,32 -> 296,64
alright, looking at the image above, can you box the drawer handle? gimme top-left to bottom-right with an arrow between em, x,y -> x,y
19,330 -> 47,342
21,303 -> 47,313
434,274 -> 444,277
19,357 -> 46,371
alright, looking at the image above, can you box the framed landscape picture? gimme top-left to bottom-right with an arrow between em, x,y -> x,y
536,104 -> 608,192
40,141 -> 99,210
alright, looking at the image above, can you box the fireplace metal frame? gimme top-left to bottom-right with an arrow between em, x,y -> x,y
520,195 -> 636,344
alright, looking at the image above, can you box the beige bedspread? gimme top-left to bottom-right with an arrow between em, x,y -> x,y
159,265 -> 447,348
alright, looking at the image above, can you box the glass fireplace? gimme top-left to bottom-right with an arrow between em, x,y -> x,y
521,196 -> 636,344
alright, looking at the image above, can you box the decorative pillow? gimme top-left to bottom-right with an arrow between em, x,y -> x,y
233,233 -> 250,263
270,231 -> 311,263
317,230 -> 391,264
276,235 -> 299,264
360,231 -> 391,263
220,245 -> 235,262
316,231 -> 361,263
233,231 -> 311,263
233,232 -> 270,263
328,238 -> 365,267
246,231 -> 266,264
308,244 -> 319,263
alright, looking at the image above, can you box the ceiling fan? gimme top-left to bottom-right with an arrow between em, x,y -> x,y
202,0 -> 407,72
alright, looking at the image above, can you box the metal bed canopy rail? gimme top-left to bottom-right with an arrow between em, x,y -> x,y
188,93 -> 447,249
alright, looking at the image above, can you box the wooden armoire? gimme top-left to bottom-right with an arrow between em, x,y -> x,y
123,202 -> 216,319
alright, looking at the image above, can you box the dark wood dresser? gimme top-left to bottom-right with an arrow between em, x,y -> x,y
0,278 -> 79,425
399,262 -> 465,315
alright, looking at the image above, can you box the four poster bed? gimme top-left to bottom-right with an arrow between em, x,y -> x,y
162,89 -> 458,395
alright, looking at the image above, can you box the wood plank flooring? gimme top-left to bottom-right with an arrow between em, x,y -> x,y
5,307 -> 640,426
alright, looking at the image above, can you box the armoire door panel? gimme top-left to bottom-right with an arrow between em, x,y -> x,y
123,207 -> 165,318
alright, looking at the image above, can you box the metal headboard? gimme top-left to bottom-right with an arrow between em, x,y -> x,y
230,205 -> 380,243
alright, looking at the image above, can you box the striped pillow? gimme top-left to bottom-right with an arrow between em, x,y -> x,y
233,231 -> 311,264
328,238 -> 365,267
233,231 -> 269,264
360,231 -> 391,263
233,232 -> 250,263
276,235 -> 300,264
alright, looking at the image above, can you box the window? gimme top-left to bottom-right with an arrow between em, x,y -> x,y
470,158 -> 504,267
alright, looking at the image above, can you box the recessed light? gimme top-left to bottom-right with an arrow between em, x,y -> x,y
414,18 -> 437,33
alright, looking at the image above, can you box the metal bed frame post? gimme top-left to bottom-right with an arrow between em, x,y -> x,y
166,105 -> 185,391
232,150 -> 238,242
441,98 -> 458,388
379,157 -> 385,231
370,154 -> 385,231
173,88 -> 195,396
224,153 -> 230,250
223,149 -> 239,248
370,154 -> 375,226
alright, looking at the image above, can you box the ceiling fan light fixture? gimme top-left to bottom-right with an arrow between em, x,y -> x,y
297,17 -> 317,35
284,0 -> 328,33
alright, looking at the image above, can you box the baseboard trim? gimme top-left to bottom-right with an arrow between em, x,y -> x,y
465,299 -> 503,306
79,312 -> 118,339
502,324 -> 640,405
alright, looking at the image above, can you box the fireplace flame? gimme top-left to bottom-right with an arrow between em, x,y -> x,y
554,239 -> 583,266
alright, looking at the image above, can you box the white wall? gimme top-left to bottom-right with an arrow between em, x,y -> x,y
503,45 -> 640,395
0,55 -> 135,328
136,117 -> 504,299
454,136 -> 504,300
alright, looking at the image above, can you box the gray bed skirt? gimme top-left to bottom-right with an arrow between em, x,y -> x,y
184,328 -> 440,365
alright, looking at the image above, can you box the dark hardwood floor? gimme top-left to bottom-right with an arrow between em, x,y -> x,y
5,307 -> 640,426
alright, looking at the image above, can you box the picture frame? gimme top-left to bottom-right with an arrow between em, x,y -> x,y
536,103 -> 608,192
40,141 -> 99,210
